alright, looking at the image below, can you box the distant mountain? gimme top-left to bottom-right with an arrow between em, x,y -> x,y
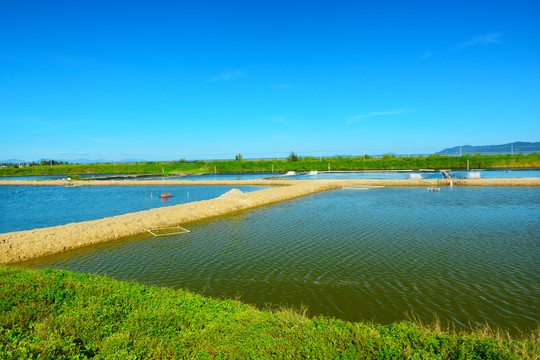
1,159 -> 27,164
437,142 -> 540,156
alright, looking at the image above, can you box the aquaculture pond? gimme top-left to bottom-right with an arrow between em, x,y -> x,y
15,187 -> 540,335
166,171 -> 442,180
0,174 -> 126,181
165,173 -> 280,180
449,169 -> 540,179
289,171 -> 444,180
0,185 -> 266,233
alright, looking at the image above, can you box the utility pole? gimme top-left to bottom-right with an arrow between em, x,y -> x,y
460,146 -> 462,157
511,144 -> 513,156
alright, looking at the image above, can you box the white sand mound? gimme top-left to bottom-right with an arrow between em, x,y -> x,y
217,188 -> 245,200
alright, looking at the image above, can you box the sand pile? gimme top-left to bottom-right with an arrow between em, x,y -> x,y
217,188 -> 245,200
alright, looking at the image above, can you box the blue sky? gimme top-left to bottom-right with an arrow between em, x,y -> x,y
1,1 -> 539,161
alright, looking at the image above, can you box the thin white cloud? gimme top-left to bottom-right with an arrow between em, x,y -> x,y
422,51 -> 437,59
0,115 -> 51,127
347,109 -> 414,124
458,33 -> 502,48
269,84 -> 296,89
422,33 -> 503,60
205,70 -> 245,82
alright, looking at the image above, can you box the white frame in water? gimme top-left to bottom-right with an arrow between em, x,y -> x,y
146,225 -> 191,237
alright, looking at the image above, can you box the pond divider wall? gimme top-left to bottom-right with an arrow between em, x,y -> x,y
1,178 -> 539,264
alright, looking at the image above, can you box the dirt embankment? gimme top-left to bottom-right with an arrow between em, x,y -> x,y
1,177 -> 538,264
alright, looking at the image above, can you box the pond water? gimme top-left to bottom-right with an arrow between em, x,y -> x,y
289,171 -> 444,180
449,169 -> 540,179
0,174 -> 132,181
290,169 -> 540,179
0,185 -> 265,233
165,173 -> 279,180
165,171 -> 443,180
15,186 -> 540,334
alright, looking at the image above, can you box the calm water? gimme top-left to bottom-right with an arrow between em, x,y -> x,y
449,169 -> 540,179
0,174 -> 128,181
290,171 -> 443,180
291,169 -> 540,179
166,173 -> 279,180
0,185 -> 265,233
15,187 -> 540,333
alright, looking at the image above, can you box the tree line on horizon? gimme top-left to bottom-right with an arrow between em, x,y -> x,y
1,152 -> 538,176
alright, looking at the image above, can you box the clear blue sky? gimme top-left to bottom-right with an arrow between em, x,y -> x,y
1,1 -> 539,161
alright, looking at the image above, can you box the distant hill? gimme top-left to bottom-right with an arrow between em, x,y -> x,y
437,142 -> 540,156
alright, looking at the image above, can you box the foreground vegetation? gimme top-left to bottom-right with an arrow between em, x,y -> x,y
1,266 -> 537,359
1,153 -> 539,178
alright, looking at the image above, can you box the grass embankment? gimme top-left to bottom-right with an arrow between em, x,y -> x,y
1,266 -> 537,359
2,153 -> 539,177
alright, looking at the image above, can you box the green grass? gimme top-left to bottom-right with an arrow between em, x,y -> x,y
1,153 -> 539,177
1,266 -> 538,359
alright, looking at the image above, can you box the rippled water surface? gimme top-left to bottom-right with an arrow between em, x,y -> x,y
16,187 -> 540,333
0,185 -> 265,233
